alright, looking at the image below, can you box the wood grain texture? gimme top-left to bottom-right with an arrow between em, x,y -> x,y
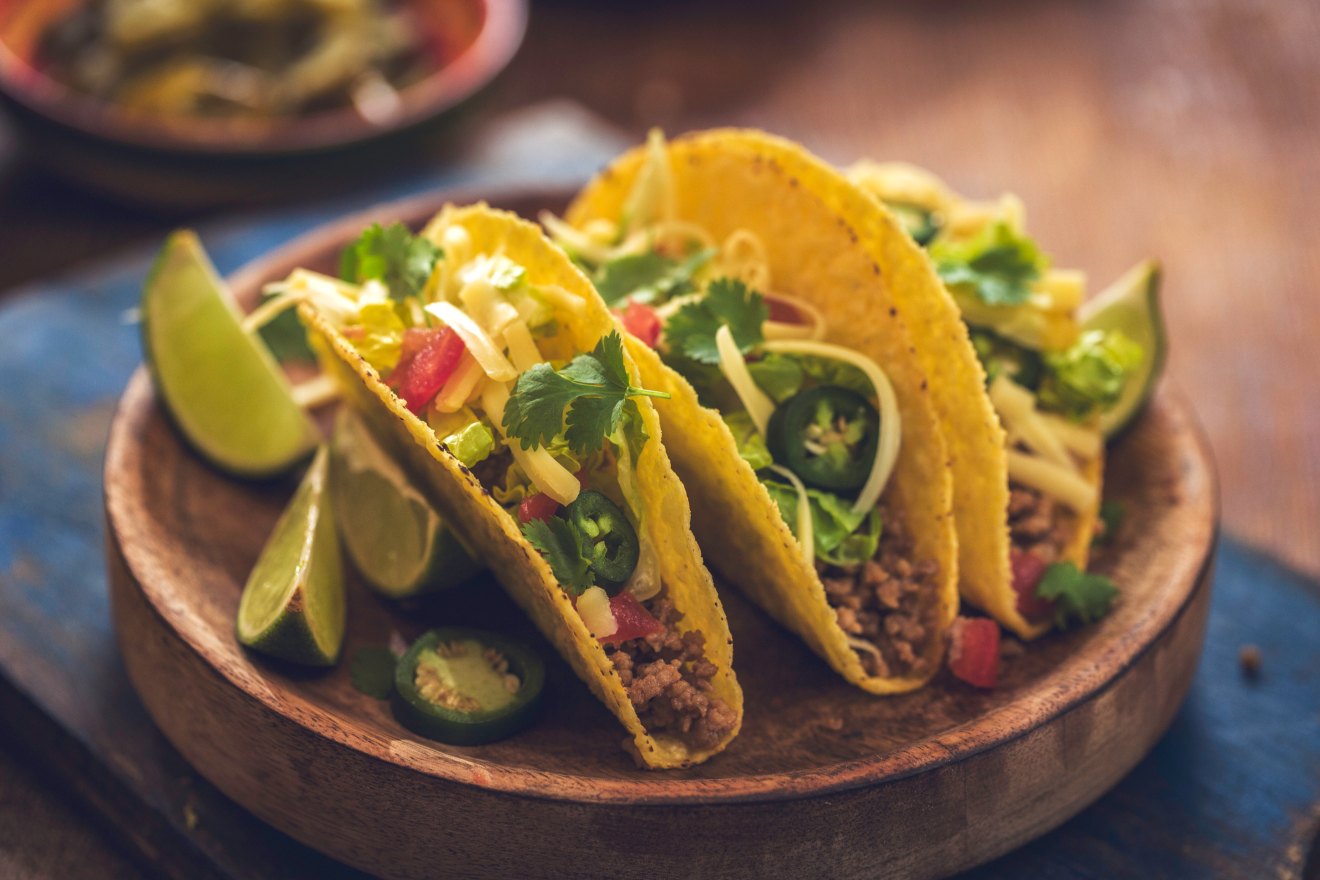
100,190 -> 1218,879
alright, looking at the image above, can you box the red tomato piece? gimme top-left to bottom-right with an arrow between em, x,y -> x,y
948,617 -> 1000,689
518,492 -> 560,524
766,295 -> 804,324
389,327 -> 466,413
1011,549 -> 1054,620
600,593 -> 663,644
612,300 -> 663,348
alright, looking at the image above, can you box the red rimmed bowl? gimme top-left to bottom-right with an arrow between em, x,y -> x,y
0,0 -> 527,206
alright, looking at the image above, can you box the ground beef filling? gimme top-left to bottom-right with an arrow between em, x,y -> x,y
817,508 -> 939,679
1008,482 -> 1076,562
607,598 -> 737,751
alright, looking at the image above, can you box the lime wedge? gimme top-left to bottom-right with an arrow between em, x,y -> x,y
1079,260 -> 1167,439
142,231 -> 320,478
330,407 -> 480,599
237,446 -> 346,666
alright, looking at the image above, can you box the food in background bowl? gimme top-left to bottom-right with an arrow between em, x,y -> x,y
35,0 -> 439,124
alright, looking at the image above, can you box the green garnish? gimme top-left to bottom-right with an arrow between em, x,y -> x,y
1035,561 -> 1118,628
760,478 -> 883,568
664,277 -> 768,364
1095,500 -> 1125,545
1038,329 -> 1143,421
522,517 -> 595,594
593,248 -> 714,306
747,352 -> 805,403
255,289 -> 317,364
722,410 -> 773,470
349,645 -> 398,700
339,222 -> 442,302
930,219 -> 1045,307
502,331 -> 669,457
354,301 -> 407,373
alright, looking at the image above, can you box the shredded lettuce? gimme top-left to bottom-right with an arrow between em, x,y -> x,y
353,302 -> 406,373
970,328 -> 1044,390
722,410 -> 773,470
427,407 -> 495,468
747,352 -> 804,402
1038,329 -> 1143,420
761,479 -> 883,568
930,219 -> 1046,307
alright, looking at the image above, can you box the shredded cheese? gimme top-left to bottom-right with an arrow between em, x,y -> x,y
1005,450 -> 1097,513
279,269 -> 360,324
459,278 -> 519,337
501,320 -> 543,374
432,353 -> 486,413
289,374 -> 340,410
577,586 -> 617,638
768,464 -> 814,569
845,635 -> 884,664
760,340 -> 901,517
1038,413 -> 1103,460
242,287 -> 304,333
989,375 -> 1073,470
424,301 -> 518,382
715,325 -> 777,435
531,284 -> 586,316
480,382 -> 580,505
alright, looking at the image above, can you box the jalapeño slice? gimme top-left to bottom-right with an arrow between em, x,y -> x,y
767,385 -> 880,495
564,490 -> 639,592
392,628 -> 545,746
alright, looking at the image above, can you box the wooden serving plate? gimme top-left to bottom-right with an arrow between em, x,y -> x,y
104,189 -> 1219,880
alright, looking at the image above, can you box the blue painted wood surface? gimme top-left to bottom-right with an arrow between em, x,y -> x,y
0,121 -> 1315,879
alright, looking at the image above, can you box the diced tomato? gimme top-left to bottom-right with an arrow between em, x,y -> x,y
600,593 -> 663,644
948,616 -> 1000,689
1011,549 -> 1054,620
612,300 -> 663,348
518,492 -> 560,524
766,295 -> 804,324
388,327 -> 466,413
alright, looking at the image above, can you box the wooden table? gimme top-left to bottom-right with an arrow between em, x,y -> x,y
1,0 -> 1316,876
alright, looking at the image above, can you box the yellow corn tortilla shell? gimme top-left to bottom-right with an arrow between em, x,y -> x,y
301,204 -> 742,768
845,161 -> 1102,639
568,130 -> 959,693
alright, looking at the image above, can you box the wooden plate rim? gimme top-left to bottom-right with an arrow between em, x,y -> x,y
104,185 -> 1219,806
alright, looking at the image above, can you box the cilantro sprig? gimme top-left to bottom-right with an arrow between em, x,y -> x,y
664,277 -> 768,364
522,517 -> 595,594
929,219 -> 1045,307
1035,562 -> 1118,629
340,222 -> 442,302
593,248 -> 714,306
502,332 -> 669,458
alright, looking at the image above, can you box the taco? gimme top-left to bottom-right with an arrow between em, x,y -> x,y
846,161 -> 1138,638
551,130 -> 960,693
279,204 -> 742,767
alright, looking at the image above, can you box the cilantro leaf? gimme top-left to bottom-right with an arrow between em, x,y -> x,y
340,222 -> 442,302
522,517 -> 594,594
1095,500 -> 1125,546
664,277 -> 768,364
502,331 -> 669,456
1035,562 -> 1118,629
930,219 -> 1045,307
594,248 -> 714,306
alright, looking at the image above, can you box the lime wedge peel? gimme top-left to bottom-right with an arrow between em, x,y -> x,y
1079,260 -> 1167,439
141,230 -> 320,478
331,407 -> 480,599
236,446 -> 346,666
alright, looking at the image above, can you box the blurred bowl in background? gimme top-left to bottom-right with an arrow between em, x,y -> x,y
0,0 -> 527,208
